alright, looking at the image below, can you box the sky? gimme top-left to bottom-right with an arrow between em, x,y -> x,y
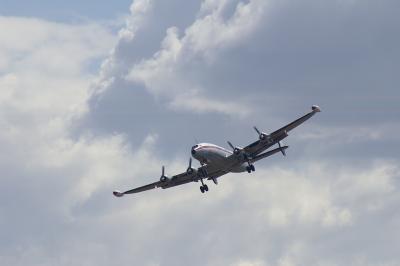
1,0 -> 399,265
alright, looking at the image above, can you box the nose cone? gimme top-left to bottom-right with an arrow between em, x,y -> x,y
191,144 -> 199,155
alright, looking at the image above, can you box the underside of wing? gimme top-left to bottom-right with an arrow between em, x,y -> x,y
113,181 -> 162,196
270,105 -> 321,136
113,164 -> 199,196
165,163 -> 228,189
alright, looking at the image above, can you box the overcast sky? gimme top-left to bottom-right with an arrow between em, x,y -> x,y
1,0 -> 399,265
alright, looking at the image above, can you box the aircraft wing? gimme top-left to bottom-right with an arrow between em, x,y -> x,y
113,171 -> 195,196
113,181 -> 162,196
113,162 -> 230,197
156,163 -> 228,189
243,105 -> 321,157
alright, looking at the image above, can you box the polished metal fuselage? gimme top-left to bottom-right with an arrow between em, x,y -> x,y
191,143 -> 247,173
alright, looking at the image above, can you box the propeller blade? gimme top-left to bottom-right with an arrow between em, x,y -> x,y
162,165 -> 165,176
253,126 -> 261,135
227,141 -> 235,150
189,157 -> 192,168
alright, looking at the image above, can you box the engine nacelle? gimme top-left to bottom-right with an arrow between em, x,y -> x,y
254,127 -> 273,143
160,175 -> 170,182
227,141 -> 248,161
260,133 -> 274,143
233,147 -> 241,155
232,148 -> 249,162
187,167 -> 197,175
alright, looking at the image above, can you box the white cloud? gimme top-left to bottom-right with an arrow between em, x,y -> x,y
233,259 -> 267,266
92,0 -> 154,98
0,16 -> 115,123
297,124 -> 400,143
119,0 -> 153,41
124,0 -> 267,116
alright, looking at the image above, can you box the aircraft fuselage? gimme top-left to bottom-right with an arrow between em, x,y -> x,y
191,143 -> 247,173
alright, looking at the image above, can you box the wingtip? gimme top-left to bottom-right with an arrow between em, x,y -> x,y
113,190 -> 124,197
311,105 -> 321,112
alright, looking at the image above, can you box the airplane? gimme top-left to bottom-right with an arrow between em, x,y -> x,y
113,105 -> 321,196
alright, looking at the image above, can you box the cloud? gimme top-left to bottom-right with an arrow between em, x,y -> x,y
0,16 -> 115,125
118,0 -> 153,41
90,0 -> 154,99
125,0 -> 267,116
0,15 -> 139,264
95,0 -> 268,116
1,0 -> 400,266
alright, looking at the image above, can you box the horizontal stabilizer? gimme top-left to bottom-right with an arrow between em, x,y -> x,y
250,146 -> 289,163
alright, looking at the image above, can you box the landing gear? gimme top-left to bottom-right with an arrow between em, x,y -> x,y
199,178 -> 209,193
246,164 -> 255,173
200,184 -> 209,193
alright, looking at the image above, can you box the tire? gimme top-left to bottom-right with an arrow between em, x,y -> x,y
246,166 -> 251,173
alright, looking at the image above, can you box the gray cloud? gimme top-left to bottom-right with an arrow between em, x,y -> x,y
1,0 -> 400,265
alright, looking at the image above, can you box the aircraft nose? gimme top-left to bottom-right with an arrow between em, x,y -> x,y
191,145 -> 198,155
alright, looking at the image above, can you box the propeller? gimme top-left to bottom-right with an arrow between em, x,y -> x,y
254,126 -> 269,141
187,157 -> 196,174
227,141 -> 241,155
160,166 -> 169,182
227,141 -> 235,150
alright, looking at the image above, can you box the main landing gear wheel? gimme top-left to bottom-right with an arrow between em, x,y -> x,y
246,164 -> 256,173
199,177 -> 209,193
200,184 -> 209,193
